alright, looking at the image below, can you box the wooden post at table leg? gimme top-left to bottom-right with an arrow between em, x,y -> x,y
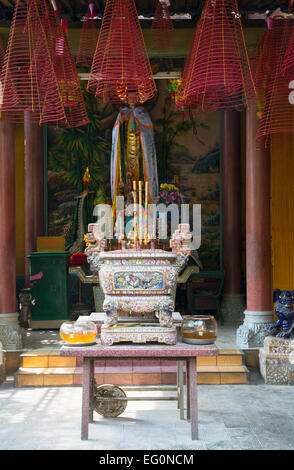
186,359 -> 190,422
188,358 -> 198,440
81,357 -> 91,440
89,359 -> 94,423
178,361 -> 184,420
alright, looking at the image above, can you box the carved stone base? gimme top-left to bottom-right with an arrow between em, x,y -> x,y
259,336 -> 294,384
0,313 -> 23,351
221,294 -> 246,323
236,310 -> 274,348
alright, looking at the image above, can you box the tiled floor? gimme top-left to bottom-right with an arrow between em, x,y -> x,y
3,323 -> 293,450
0,372 -> 293,450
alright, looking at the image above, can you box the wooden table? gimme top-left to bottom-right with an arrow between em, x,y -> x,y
60,341 -> 218,441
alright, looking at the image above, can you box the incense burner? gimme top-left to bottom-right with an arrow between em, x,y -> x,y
94,249 -> 177,328
85,223 -> 192,343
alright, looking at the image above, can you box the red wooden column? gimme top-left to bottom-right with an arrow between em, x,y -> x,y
24,111 -> 44,286
221,109 -> 245,323
236,101 -> 273,348
0,115 -> 22,350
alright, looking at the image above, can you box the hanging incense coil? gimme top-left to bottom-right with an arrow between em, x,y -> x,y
87,0 -> 156,106
0,0 -> 37,121
151,0 -> 174,52
76,3 -> 98,68
256,15 -> 294,146
0,38 -> 4,71
0,0 -> 88,127
253,30 -> 270,119
28,3 -> 89,127
176,0 -> 256,113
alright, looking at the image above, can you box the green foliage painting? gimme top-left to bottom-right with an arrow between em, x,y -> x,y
48,87 -> 115,245
154,90 -> 221,271
153,97 -> 192,183
192,147 -> 220,174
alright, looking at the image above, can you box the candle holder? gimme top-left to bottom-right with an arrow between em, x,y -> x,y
181,315 -> 217,345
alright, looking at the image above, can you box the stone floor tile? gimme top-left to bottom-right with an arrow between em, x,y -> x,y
1,379 -> 294,450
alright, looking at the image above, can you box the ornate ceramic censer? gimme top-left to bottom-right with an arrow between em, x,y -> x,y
85,223 -> 192,345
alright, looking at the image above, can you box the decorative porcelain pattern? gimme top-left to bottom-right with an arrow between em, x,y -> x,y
113,271 -> 164,291
99,265 -> 177,296
100,324 -> 177,346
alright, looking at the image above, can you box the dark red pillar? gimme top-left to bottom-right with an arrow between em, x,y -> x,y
245,104 -> 272,312
236,101 -> 273,347
0,117 -> 16,313
222,109 -> 242,294
24,111 -> 44,286
0,115 -> 22,349
221,110 -> 244,323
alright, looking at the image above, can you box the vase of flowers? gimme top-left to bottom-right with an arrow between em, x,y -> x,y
155,183 -> 184,206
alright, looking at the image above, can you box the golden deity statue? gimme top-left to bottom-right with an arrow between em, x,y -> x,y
124,113 -> 140,183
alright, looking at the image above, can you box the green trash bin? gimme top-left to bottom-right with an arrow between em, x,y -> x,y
28,252 -> 70,329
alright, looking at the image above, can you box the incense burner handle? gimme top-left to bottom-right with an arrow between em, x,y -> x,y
84,223 -> 107,274
157,298 -> 174,328
170,224 -> 192,272
103,298 -> 119,327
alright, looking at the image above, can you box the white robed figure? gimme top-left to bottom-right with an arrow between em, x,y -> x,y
110,106 -> 158,205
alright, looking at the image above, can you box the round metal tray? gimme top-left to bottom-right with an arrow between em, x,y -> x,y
61,341 -> 97,347
182,337 -> 216,345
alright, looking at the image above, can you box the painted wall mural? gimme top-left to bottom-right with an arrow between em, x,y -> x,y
149,81 -> 221,270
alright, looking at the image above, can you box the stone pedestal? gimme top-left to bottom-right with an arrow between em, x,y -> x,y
221,294 -> 245,324
259,336 -> 294,384
0,313 -> 23,351
236,310 -> 273,348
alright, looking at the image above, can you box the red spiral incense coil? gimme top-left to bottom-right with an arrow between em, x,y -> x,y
151,0 -> 174,52
0,0 -> 88,127
76,3 -> 98,68
0,38 -> 5,71
253,30 -> 271,120
87,0 -> 156,106
176,0 -> 256,113
256,15 -> 294,146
